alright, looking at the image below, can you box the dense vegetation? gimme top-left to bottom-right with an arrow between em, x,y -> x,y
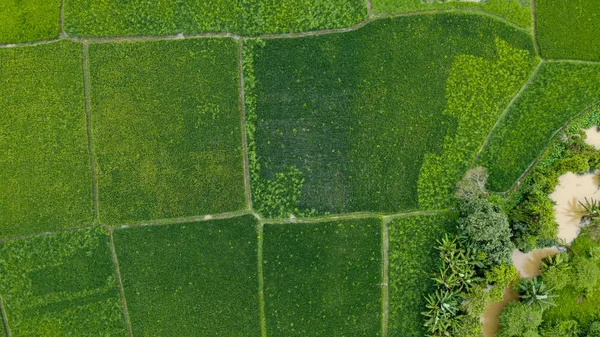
263,218 -> 382,336
479,62 -> 600,192
0,40 -> 93,238
371,0 -> 533,29
89,39 -> 246,225
388,213 -> 457,337
113,215 -> 261,336
63,0 -> 367,37
244,13 -> 536,218
536,0 -> 600,61
0,0 -> 60,43
0,228 -> 127,336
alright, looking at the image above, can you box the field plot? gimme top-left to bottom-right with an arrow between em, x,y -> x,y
0,0 -> 61,44
387,213 -> 457,337
536,0 -> 600,61
0,228 -> 127,336
245,13 -> 537,217
89,39 -> 246,225
0,41 -> 93,239
113,215 -> 261,337
262,218 -> 382,336
479,62 -> 600,191
64,0 -> 366,37
371,0 -> 533,29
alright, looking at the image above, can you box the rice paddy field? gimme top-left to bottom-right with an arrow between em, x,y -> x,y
1,1 -> 600,336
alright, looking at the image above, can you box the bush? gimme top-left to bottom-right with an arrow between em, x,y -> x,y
587,321 -> 600,337
497,301 -> 543,337
540,320 -> 580,337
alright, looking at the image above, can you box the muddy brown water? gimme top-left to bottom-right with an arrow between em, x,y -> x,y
481,247 -> 559,337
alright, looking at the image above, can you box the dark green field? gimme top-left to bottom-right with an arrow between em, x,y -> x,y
387,213 -> 457,337
0,228 -> 127,336
0,0 -> 61,43
245,13 -> 536,218
263,218 -> 382,336
479,62 -> 600,191
536,0 -> 600,61
0,40 -> 93,238
113,215 -> 261,336
63,0 -> 367,37
89,38 -> 246,225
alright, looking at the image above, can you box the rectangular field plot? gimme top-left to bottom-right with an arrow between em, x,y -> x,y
245,13 -> 537,217
388,213 -> 457,337
0,0 -> 61,43
371,0 -> 533,29
537,0 -> 600,61
89,39 -> 246,225
0,228 -> 127,336
64,0 -> 366,37
263,218 -> 382,336
0,41 -> 93,238
479,62 -> 600,191
113,214 -> 261,336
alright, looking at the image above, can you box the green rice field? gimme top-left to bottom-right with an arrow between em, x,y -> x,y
1,2 -> 600,336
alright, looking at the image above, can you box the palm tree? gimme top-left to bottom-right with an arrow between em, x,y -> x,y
518,277 -> 557,310
422,289 -> 461,336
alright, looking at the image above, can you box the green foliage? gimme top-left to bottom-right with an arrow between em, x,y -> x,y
486,263 -> 520,300
588,321 -> 600,337
388,213 -> 457,337
455,166 -> 489,200
64,0 -> 367,37
572,257 -> 600,295
113,215 -> 261,336
539,320 -> 580,337
0,41 -> 93,238
536,0 -> 600,61
370,0 -> 533,28
262,219 -> 382,336
245,13 -> 536,216
540,252 -> 571,291
458,198 -> 515,265
0,228 -> 127,336
497,301 -> 543,337
89,39 -> 245,225
479,62 -> 600,191
0,0 -> 60,43
518,277 -> 557,311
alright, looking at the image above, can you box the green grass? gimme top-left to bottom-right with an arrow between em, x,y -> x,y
0,40 -> 93,239
371,0 -> 533,29
387,212 -> 457,337
244,13 -> 536,217
536,0 -> 600,61
89,39 -> 246,225
478,62 -> 600,191
63,0 -> 367,37
0,0 -> 61,44
262,218 -> 382,336
113,214 -> 261,336
0,228 -> 127,336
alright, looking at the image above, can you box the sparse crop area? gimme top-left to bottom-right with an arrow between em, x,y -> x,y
63,0 -> 367,37
113,215 -> 261,336
89,38 -> 246,225
262,218 -> 382,336
244,13 -> 536,217
536,0 -> 600,61
3,2 -> 600,336
0,0 -> 61,43
388,213 -> 457,337
0,228 -> 127,336
0,40 -> 92,239
479,62 -> 600,192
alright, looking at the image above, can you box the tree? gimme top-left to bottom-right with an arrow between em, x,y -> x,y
540,252 -> 570,291
518,277 -> 556,311
573,257 -> 600,295
540,320 -> 580,337
587,321 -> 600,337
456,166 -> 489,199
458,198 -> 515,265
497,301 -> 543,337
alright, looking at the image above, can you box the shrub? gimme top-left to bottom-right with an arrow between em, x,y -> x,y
497,301 -> 543,337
